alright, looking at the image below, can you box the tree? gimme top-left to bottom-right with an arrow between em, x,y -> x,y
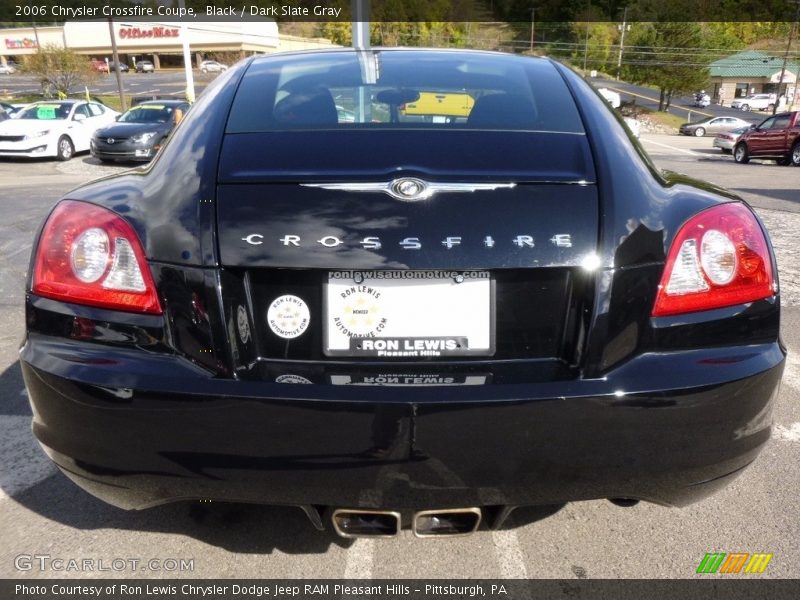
570,21 -> 618,73
622,23 -> 710,111
25,45 -> 97,98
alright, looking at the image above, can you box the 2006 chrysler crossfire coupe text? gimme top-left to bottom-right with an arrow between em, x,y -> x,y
22,49 -> 785,538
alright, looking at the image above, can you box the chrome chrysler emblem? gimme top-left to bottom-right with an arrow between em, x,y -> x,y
301,180 -> 516,201
106,138 -> 115,144
392,178 -> 426,200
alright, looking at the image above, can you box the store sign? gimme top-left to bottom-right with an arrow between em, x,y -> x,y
119,26 -> 179,40
770,70 -> 797,84
5,38 -> 38,49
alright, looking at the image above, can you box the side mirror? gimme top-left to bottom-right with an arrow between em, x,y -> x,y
73,113 -> 86,122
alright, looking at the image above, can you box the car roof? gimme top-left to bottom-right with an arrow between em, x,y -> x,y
133,100 -> 188,107
248,46 -> 552,68
30,100 -> 79,106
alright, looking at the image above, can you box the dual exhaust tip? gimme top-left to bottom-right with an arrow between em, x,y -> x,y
332,508 -> 481,538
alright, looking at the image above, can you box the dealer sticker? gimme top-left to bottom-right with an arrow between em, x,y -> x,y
266,295 -> 310,339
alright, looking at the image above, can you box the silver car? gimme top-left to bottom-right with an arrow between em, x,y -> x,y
679,116 -> 751,137
200,60 -> 228,73
713,126 -> 752,154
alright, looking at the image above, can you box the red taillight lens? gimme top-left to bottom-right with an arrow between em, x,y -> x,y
652,203 -> 775,317
32,200 -> 162,315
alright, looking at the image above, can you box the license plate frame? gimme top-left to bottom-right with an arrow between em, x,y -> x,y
323,271 -> 495,358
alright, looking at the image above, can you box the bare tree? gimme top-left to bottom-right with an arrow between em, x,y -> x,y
24,45 -> 97,98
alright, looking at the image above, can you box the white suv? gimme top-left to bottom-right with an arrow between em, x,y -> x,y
731,94 -> 776,112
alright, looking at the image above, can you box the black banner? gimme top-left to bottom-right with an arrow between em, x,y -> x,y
2,580 -> 800,600
1,1 -> 799,23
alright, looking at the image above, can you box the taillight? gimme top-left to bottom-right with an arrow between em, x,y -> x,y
652,203 -> 775,317
32,200 -> 162,315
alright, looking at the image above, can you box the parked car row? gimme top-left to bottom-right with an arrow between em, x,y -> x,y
0,97 -> 189,162
1,58 -> 230,76
90,60 -> 229,73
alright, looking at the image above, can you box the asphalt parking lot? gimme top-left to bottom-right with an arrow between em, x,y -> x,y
0,134 -> 798,579
0,71 -> 212,101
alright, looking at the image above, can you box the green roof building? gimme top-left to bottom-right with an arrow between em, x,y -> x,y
709,51 -> 799,107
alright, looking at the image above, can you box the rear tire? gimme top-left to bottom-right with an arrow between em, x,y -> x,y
694,127 -> 705,137
767,104 -> 775,112
741,104 -> 750,111
56,136 -> 74,161
792,142 -> 800,166
733,143 -> 749,164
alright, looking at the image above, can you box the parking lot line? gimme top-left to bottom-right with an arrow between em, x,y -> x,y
492,528 -> 529,578
641,137 -> 703,156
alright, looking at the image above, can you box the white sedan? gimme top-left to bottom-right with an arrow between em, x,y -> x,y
0,100 -> 119,161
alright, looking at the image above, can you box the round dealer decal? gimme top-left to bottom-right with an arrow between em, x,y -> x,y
236,305 -> 251,344
275,374 -> 312,384
267,295 -> 310,339
332,286 -> 387,338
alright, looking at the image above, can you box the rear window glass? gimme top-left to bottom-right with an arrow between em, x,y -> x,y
226,50 -> 584,134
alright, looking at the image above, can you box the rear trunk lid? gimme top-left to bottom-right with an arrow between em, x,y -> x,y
215,130 -> 599,373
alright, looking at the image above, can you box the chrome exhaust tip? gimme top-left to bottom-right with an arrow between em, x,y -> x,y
412,508 -> 482,538
331,509 -> 401,538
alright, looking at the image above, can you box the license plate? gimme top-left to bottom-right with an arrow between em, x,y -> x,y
324,271 -> 494,358
328,373 -> 490,386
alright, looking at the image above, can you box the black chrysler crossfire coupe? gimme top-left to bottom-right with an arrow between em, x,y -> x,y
22,49 -> 785,538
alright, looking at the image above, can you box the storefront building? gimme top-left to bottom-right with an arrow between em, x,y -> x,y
710,50 -> 799,106
1,21 -> 336,68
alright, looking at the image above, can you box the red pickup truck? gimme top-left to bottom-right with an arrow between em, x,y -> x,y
734,111 -> 800,166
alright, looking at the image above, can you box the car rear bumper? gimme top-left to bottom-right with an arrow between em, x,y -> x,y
21,331 -> 784,512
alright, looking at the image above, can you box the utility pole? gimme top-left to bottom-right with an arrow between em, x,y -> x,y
583,23 -> 590,71
107,14 -> 126,111
177,0 -> 195,103
529,8 -> 535,54
31,20 -> 41,49
583,1 -> 591,72
352,0 -> 369,49
352,0 -> 372,123
773,0 -> 800,114
616,6 -> 628,80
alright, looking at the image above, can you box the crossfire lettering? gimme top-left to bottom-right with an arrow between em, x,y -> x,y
240,234 -> 573,249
